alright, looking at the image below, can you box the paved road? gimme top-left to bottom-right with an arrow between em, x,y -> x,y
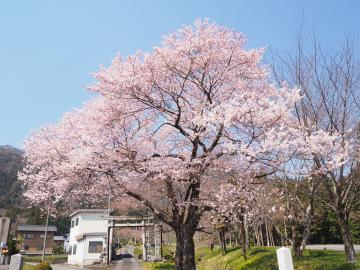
112,246 -> 144,270
51,264 -> 92,270
1,245 -> 359,270
0,246 -> 144,270
306,244 -> 360,252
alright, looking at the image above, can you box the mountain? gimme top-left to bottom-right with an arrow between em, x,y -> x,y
0,146 -> 71,234
0,145 -> 24,208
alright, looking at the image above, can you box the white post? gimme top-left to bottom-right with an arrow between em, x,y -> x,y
276,247 -> 294,270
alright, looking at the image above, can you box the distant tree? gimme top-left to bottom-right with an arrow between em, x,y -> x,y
52,215 -> 70,236
5,207 -> 21,223
309,200 -> 342,244
23,207 -> 46,225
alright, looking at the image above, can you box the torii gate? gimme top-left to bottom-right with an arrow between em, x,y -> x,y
105,215 -> 163,264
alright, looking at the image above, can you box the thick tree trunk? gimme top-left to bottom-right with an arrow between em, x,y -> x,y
183,232 -> 196,270
174,226 -> 197,270
338,214 -> 356,263
175,232 -> 184,270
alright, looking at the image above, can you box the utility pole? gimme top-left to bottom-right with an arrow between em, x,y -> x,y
107,194 -> 111,215
107,194 -> 111,263
42,205 -> 50,261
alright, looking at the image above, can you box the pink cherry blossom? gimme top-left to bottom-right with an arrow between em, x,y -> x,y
19,20 -> 349,270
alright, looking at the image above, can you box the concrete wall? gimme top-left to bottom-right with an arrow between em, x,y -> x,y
68,235 -> 105,265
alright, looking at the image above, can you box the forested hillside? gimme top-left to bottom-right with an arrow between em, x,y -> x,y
0,145 -> 24,207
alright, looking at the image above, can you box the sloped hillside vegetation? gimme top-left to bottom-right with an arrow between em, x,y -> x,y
0,145 -> 24,207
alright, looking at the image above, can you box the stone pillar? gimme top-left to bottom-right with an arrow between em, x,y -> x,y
154,225 -> 161,261
142,225 -> 147,261
0,218 -> 10,245
276,247 -> 294,270
109,221 -> 114,262
9,254 -> 24,270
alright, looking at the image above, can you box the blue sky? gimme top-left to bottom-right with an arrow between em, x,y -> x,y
0,0 -> 359,148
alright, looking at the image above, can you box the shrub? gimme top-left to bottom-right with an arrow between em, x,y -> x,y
35,262 -> 52,270
134,246 -> 143,259
163,253 -> 173,260
24,255 -> 67,264
162,246 -> 175,261
52,246 -> 65,255
6,234 -> 21,256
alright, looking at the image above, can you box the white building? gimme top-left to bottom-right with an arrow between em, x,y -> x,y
67,209 -> 109,266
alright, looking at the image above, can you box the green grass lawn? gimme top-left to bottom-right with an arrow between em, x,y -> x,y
23,264 -> 37,270
197,247 -> 360,270
143,261 -> 175,270
196,246 -> 277,270
295,249 -> 360,270
143,246 -> 360,270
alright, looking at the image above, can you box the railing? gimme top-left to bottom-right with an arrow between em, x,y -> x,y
105,215 -> 155,226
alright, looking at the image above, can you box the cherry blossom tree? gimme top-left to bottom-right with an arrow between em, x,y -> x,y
265,173 -> 318,256
210,180 -> 260,259
20,20 -> 347,269
271,32 -> 360,263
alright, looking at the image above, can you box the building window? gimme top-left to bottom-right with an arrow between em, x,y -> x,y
88,241 -> 103,253
71,220 -> 75,228
72,244 -> 77,255
75,218 -> 79,226
36,245 -> 43,251
40,234 -> 51,239
23,233 -> 34,239
68,246 -> 72,255
24,245 -> 29,250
